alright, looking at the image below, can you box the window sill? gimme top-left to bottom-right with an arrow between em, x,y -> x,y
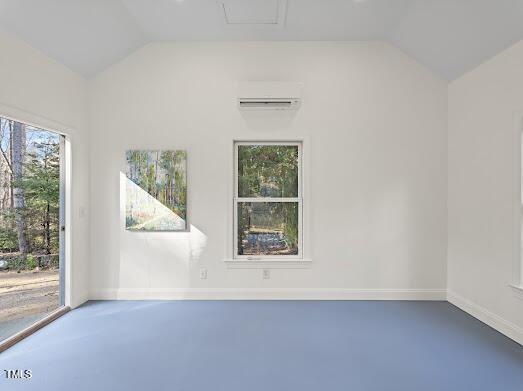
225,259 -> 312,269
509,284 -> 523,300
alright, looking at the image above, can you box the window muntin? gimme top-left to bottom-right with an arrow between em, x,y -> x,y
234,141 -> 302,259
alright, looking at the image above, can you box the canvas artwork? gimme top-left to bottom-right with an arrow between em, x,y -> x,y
125,150 -> 187,231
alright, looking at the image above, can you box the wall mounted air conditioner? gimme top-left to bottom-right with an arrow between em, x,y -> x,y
237,81 -> 302,110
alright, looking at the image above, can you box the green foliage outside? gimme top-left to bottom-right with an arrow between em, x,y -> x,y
22,141 -> 60,255
26,254 -> 36,269
0,224 -> 18,251
238,145 -> 298,198
237,202 -> 298,256
237,145 -> 299,256
0,117 -> 60,270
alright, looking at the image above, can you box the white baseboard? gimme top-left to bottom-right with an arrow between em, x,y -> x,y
90,288 -> 447,301
447,290 -> 523,346
89,288 -> 522,345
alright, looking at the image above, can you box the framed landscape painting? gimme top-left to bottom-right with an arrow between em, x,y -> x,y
125,150 -> 187,231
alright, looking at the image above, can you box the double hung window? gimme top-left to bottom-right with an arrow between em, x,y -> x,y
234,141 -> 302,259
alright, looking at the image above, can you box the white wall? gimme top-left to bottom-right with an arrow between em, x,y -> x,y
0,32 -> 89,308
1,26 -> 520,341
448,41 -> 523,344
88,42 -> 448,299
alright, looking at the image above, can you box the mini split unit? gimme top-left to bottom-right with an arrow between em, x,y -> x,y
237,81 -> 302,110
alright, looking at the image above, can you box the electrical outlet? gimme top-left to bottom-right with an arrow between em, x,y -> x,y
262,269 -> 270,280
199,268 -> 207,280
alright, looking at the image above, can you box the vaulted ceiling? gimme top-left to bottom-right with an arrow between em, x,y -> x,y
0,0 -> 522,80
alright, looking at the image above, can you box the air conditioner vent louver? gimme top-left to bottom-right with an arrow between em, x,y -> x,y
239,99 -> 297,110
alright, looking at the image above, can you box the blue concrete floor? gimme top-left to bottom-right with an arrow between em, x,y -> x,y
0,300 -> 522,391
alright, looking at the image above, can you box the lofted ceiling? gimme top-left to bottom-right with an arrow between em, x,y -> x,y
0,0 -> 522,79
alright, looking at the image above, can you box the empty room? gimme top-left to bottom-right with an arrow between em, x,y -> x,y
0,0 -> 522,390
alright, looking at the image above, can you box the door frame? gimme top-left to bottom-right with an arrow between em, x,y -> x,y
59,134 -> 66,306
0,103 -> 73,307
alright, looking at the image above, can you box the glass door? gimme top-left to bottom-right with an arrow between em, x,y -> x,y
0,116 -> 64,342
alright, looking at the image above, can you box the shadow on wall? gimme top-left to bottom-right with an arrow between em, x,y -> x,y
116,172 -> 208,297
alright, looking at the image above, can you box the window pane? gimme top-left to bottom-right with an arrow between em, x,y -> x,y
238,145 -> 298,198
237,202 -> 298,256
0,117 -> 62,342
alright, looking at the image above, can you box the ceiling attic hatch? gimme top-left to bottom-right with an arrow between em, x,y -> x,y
219,0 -> 287,28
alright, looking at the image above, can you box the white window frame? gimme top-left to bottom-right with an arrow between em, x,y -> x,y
233,140 -> 303,260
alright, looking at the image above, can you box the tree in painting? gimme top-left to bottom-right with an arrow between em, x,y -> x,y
126,150 -> 187,231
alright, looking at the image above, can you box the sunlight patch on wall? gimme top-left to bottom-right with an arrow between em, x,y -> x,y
125,177 -> 185,231
119,172 -> 208,279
